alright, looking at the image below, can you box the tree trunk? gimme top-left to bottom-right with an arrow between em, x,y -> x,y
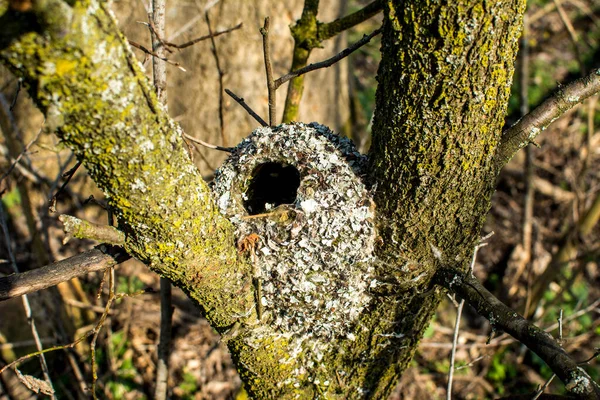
0,0 -> 526,398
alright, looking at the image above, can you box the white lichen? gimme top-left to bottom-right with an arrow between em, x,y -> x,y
212,123 -> 376,341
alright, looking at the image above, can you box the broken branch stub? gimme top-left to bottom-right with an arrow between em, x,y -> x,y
212,122 -> 376,341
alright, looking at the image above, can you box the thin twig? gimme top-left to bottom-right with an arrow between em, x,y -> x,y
205,10 -> 227,147
274,28 -> 382,89
532,374 -> 556,400
182,132 -> 234,153
224,89 -> 268,127
0,205 -> 56,398
260,17 -> 276,126
446,298 -> 464,400
90,269 -> 115,399
48,160 -> 81,213
128,40 -> 187,72
0,121 -> 43,187
156,277 -> 172,400
448,239 -> 489,399
162,23 -> 242,49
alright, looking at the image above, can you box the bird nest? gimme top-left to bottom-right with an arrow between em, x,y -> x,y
212,122 -> 376,340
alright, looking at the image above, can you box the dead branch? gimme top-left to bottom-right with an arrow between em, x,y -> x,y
0,247 -> 129,302
182,132 -> 234,153
162,23 -> 242,49
128,39 -> 186,71
48,160 -> 81,213
205,10 -> 227,147
149,2 -> 172,399
224,88 -> 268,127
434,266 -> 600,399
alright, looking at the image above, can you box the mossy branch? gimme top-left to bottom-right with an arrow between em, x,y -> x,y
59,214 -> 125,245
0,0 -> 254,330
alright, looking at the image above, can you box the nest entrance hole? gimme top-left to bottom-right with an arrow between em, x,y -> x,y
243,162 -> 301,215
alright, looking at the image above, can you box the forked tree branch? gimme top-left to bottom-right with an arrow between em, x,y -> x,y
0,247 -> 130,302
434,267 -> 600,399
495,67 -> 600,171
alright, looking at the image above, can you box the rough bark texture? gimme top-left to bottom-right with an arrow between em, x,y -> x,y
0,0 -> 530,398
364,0 -> 525,395
0,0 -> 254,330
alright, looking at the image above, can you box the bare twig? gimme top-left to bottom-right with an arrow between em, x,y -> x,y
274,28 -> 382,89
156,277 -> 172,400
435,267 -> 600,399
48,160 -> 81,213
260,17 -> 276,126
224,89 -> 268,127
532,374 -> 556,400
205,10 -> 227,147
496,67 -> 600,171
0,120 -> 43,187
447,238 -> 489,399
0,247 -> 129,301
182,132 -> 234,153
90,269 -> 115,399
162,23 -> 242,49
446,298 -> 464,400
0,205 -> 55,398
128,40 -> 186,72
553,0 -> 586,71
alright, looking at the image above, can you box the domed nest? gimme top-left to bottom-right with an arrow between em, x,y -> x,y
212,122 -> 376,340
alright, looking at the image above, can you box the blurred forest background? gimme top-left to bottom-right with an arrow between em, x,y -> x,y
0,0 -> 599,398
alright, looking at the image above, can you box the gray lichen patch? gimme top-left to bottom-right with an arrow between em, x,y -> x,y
212,123 -> 376,340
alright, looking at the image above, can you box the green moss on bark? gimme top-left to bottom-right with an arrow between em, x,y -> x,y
0,0 -> 254,330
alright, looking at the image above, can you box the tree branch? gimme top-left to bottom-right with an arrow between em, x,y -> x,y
274,28 -> 381,89
317,0 -> 382,42
434,267 -> 600,399
495,67 -> 600,171
0,0 -> 255,330
0,246 -> 129,301
224,88 -> 268,127
260,17 -> 276,126
59,214 -> 126,245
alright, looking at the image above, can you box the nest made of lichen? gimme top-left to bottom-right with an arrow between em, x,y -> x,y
212,122 -> 376,340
